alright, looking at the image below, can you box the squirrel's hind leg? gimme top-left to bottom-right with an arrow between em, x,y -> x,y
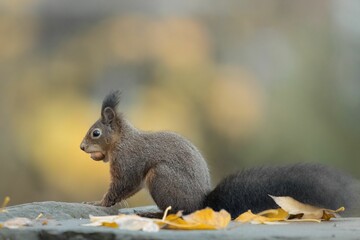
146,165 -> 205,214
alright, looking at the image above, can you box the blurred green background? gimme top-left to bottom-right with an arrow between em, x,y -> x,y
1,0 -> 360,207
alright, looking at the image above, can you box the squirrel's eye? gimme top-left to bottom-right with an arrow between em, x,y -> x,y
91,129 -> 102,139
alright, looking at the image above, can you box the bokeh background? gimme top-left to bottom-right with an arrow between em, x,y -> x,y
1,0 -> 360,207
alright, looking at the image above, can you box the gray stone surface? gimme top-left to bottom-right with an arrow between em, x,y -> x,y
0,201 -> 120,221
1,202 -> 360,240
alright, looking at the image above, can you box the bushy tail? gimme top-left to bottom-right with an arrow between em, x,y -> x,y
204,163 -> 360,219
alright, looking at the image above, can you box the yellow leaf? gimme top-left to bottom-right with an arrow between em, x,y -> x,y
258,208 -> 289,220
86,215 -> 121,226
165,213 -> 182,222
101,222 -> 119,228
270,195 -> 345,221
183,208 -> 231,229
235,210 -> 264,223
158,208 -> 231,230
235,209 -> 288,224
0,196 -> 10,213
161,215 -> 205,230
235,195 -> 344,224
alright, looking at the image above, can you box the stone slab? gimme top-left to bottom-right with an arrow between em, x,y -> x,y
1,202 -> 360,240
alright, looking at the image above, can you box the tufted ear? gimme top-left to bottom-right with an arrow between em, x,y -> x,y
102,107 -> 116,125
101,90 -> 121,125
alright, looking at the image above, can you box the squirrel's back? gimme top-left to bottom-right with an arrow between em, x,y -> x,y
204,164 -> 360,218
140,131 -> 211,213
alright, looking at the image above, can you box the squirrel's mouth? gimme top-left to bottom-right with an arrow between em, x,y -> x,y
89,152 -> 106,161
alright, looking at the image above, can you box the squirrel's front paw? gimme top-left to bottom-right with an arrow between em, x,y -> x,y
99,199 -> 116,207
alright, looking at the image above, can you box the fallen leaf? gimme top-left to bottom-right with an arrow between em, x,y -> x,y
270,195 -> 345,221
155,210 -> 182,229
116,215 -> 159,232
0,196 -> 10,213
84,214 -> 159,232
159,208 -> 231,230
269,195 -> 324,219
322,207 -> 345,220
84,207 -> 231,231
101,222 -> 118,228
184,208 -> 231,229
235,195 -> 344,224
85,215 -> 121,226
235,210 -> 267,224
2,218 -> 33,229
258,208 -> 289,219
235,209 -> 288,224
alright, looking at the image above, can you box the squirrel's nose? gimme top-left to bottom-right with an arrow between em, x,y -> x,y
80,143 -> 86,151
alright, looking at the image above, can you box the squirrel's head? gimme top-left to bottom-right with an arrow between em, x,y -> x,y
80,90 -> 122,162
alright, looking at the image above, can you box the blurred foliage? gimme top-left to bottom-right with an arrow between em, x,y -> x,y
1,0 -> 360,207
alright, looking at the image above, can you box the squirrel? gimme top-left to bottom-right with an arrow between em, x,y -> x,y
80,90 -> 360,218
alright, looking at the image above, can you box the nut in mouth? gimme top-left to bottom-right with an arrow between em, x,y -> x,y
89,152 -> 106,161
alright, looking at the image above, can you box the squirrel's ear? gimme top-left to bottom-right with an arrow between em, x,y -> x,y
102,107 -> 116,125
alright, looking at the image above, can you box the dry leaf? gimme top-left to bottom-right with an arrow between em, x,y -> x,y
159,208 -> 231,230
183,208 -> 231,229
258,208 -> 289,219
155,211 -> 182,229
235,195 -> 344,224
84,214 -> 159,232
235,209 -> 288,224
270,195 -> 345,221
2,217 -> 33,229
269,195 -> 324,219
102,221 -> 119,228
235,210 -> 268,224
85,215 -> 121,226
0,196 -> 10,213
116,215 -> 159,232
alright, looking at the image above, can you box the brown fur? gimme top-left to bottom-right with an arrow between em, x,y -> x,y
145,168 -> 156,189
80,91 -> 211,213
